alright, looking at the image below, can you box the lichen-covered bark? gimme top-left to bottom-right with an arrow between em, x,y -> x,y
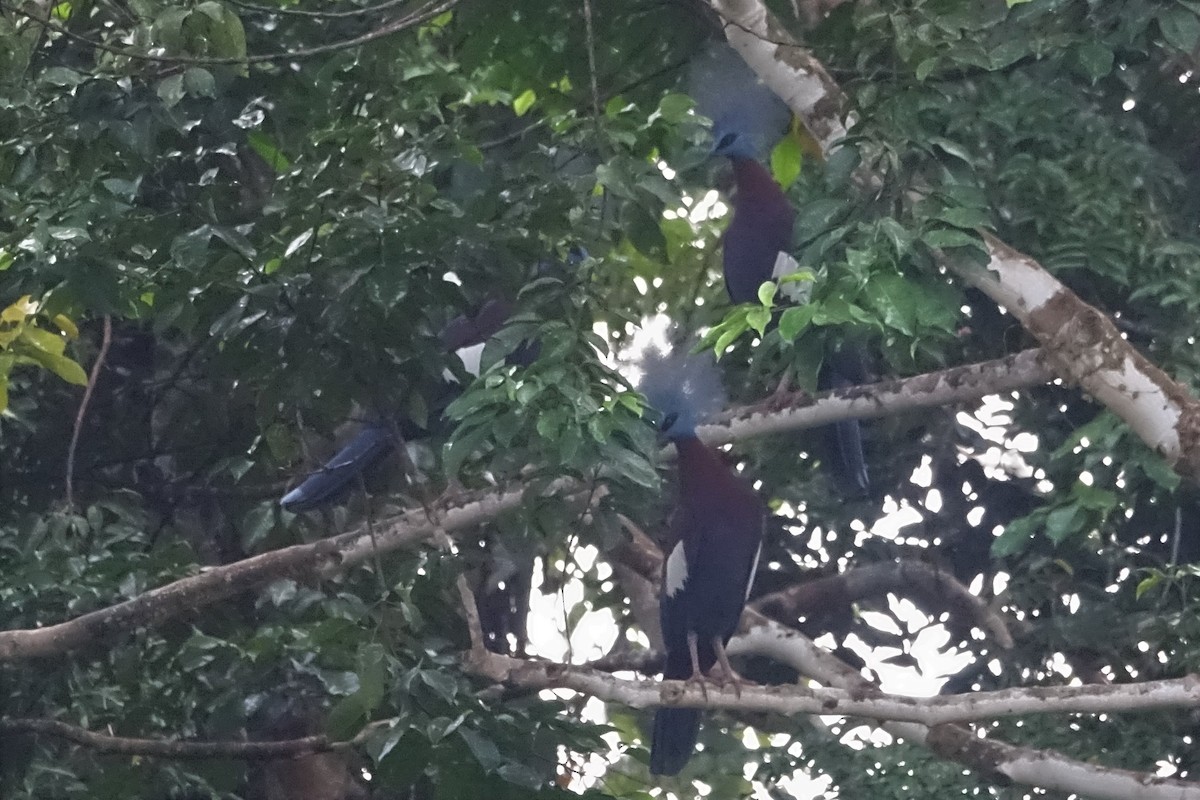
709,0 -> 1200,484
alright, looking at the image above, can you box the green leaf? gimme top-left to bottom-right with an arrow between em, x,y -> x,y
512,88 -> 536,117
39,67 -> 82,87
921,227 -> 984,250
43,352 -> 87,386
284,229 -> 314,259
992,515 -> 1036,557
824,144 -> 860,188
17,323 -> 64,357
459,729 -> 503,770
240,504 -> 276,549
746,307 -> 771,336
712,318 -> 747,354
757,280 -> 778,307
795,199 -> 848,242
365,724 -> 405,765
653,92 -> 693,124
183,67 -> 217,98
1136,573 -> 1163,600
1160,4 -> 1200,52
1075,40 -> 1114,81
356,644 -> 388,711
157,73 -> 185,108
443,423 -> 493,477
601,444 -> 659,489
326,695 -> 368,740
420,669 -> 458,702
246,131 -> 291,171
778,305 -> 814,341
863,274 -> 920,335
770,133 -> 803,190
1044,503 -> 1081,544
933,205 -> 990,229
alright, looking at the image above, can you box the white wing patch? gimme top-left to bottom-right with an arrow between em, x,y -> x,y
664,541 -> 689,598
770,251 -> 800,280
744,543 -> 761,602
772,252 -> 811,304
443,342 -> 486,382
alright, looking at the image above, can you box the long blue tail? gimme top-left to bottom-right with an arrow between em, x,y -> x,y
819,347 -> 870,497
650,706 -> 702,776
280,423 -> 394,512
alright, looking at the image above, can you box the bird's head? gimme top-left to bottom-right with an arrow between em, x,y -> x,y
636,346 -> 725,441
711,121 -> 767,161
689,43 -> 790,163
533,244 -> 589,278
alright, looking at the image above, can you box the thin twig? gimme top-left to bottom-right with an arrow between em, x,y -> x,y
456,574 -> 485,653
226,0 -> 414,19
0,716 -> 392,760
65,315 -> 111,510
581,0 -> 601,122
3,0 -> 455,66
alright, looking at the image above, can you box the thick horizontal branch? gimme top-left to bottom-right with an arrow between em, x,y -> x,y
711,0 -> 1200,484
728,613 -> 1200,800
0,351 -> 1048,662
698,348 -> 1052,447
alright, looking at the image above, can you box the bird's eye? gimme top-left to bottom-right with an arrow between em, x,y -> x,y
661,412 -> 679,432
716,132 -> 738,152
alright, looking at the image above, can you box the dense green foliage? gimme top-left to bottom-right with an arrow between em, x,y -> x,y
5,0 -> 1200,797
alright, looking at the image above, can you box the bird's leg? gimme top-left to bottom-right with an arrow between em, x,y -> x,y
711,636 -> 747,698
755,365 -> 807,414
684,631 -> 709,700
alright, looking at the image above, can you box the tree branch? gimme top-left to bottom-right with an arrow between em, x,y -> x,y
728,615 -> 1200,800
754,559 -> 1015,649
0,717 -> 389,759
610,510 -> 1193,798
608,514 -> 1016,650
2,0 -> 455,66
66,315 -> 111,510
0,351 -> 1049,661
698,348 -> 1052,448
708,0 -> 1200,483
464,649 -> 1200,729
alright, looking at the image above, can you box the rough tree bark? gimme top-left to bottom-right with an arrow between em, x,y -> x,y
0,352 -> 1047,662
709,0 -> 1200,482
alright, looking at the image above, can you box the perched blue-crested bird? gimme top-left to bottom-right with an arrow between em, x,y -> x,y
639,347 -> 766,776
281,250 -> 585,512
278,300 -> 514,513
690,44 -> 870,497
689,45 -> 796,304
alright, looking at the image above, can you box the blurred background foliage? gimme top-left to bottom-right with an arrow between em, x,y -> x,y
4,0 -> 1200,797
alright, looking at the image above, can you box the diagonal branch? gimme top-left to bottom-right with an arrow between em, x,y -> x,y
754,559 -> 1015,649
0,351 -> 1049,662
709,0 -> 1200,483
0,718 -> 330,759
